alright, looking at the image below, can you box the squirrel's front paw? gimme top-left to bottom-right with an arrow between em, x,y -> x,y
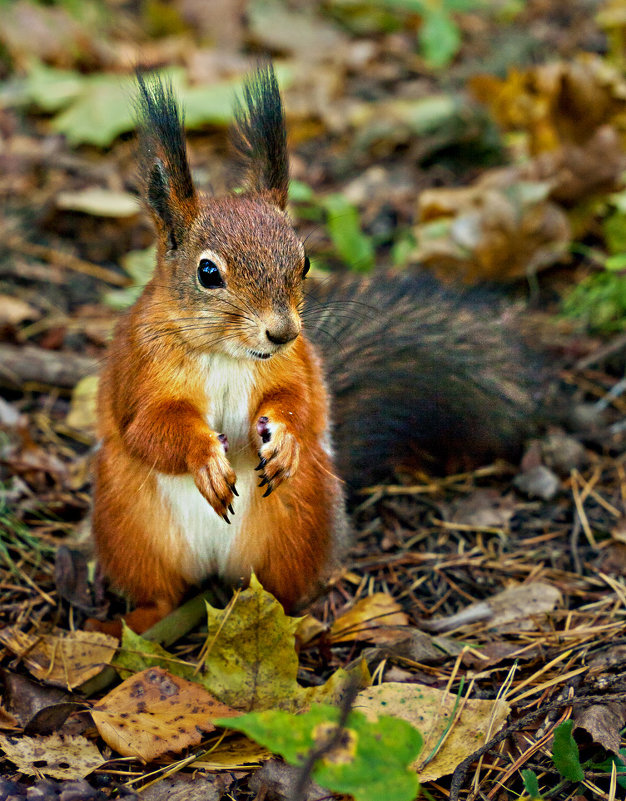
189,434 -> 238,523
254,416 -> 300,496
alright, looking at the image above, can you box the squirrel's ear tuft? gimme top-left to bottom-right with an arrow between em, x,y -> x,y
135,73 -> 198,250
230,63 -> 289,209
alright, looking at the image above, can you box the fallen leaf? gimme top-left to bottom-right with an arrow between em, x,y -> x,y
0,397 -> 21,426
248,0 -> 345,59
140,773 -> 229,801
414,177 -> 571,283
202,576 -> 370,711
23,702 -> 85,737
0,2 -> 109,70
56,187 -> 139,218
0,704 -> 19,731
91,667 -> 239,760
55,547 -> 108,618
219,704 -> 422,801
248,759 -> 333,801
0,672 -> 69,729
573,702 -> 626,754
471,54 -> 626,153
355,682 -> 510,782
0,732 -> 104,779
104,245 -> 157,310
383,631 -> 464,664
330,593 -> 410,644
296,614 -> 327,645
0,627 -> 117,689
115,580 -> 370,712
0,294 -> 40,326
445,489 -> 517,529
513,466 -> 561,500
113,624 -> 199,682
426,582 -> 563,634
191,736 -> 271,768
66,375 -> 99,433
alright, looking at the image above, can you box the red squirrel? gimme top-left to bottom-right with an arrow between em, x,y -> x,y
91,65 -> 537,635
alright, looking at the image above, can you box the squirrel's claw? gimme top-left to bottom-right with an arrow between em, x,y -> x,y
254,417 -> 299,497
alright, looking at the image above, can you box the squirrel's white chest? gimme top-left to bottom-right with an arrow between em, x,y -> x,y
202,353 -> 255,455
155,353 -> 257,582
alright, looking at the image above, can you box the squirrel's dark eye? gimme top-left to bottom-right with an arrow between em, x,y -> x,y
302,255 -> 310,278
198,258 -> 224,289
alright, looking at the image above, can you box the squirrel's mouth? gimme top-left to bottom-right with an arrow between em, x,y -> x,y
249,350 -> 272,360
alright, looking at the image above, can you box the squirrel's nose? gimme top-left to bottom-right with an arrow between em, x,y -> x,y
265,323 -> 299,345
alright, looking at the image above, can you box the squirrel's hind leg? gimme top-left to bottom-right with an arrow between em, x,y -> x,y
90,442 -> 190,635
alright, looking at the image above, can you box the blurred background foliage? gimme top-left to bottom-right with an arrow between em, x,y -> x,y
0,0 -> 625,332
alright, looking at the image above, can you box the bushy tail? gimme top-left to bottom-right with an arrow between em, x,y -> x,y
304,272 -> 540,488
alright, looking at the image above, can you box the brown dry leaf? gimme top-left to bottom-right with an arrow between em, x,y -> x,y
0,0 -> 111,69
0,294 -> 40,326
356,682 -> 510,782
0,732 -> 104,779
330,593 -> 410,645
92,667 -> 240,761
192,735 -> 271,768
249,759 -> 329,801
140,773 -> 230,801
573,702 -> 626,754
528,125 -> 626,206
295,614 -> 327,646
0,627 -> 117,689
0,704 -> 19,731
426,582 -> 563,634
445,489 -> 516,529
471,54 -> 626,153
414,176 -> 570,283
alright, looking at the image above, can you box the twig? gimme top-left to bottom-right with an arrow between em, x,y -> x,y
449,690 -> 626,801
5,234 -> 130,287
292,679 -> 360,801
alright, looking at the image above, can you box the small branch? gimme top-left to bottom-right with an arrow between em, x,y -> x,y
5,234 -> 130,287
0,344 -> 98,389
293,680 -> 360,801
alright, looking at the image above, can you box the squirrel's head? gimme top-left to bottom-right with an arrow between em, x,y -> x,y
135,66 -> 309,360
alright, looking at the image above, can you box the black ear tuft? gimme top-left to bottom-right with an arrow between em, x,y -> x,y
230,63 -> 289,209
135,73 -> 197,246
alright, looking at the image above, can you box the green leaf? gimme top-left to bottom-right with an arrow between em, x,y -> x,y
604,211 -> 626,256
113,624 -> 198,683
605,253 -> 626,272
52,73 -> 138,147
521,768 -> 541,798
289,179 -> 316,203
216,704 -> 422,801
589,750 -> 626,790
419,7 -> 461,69
552,720 -> 584,782
104,246 -> 156,310
323,194 -> 375,272
22,61 -> 86,112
